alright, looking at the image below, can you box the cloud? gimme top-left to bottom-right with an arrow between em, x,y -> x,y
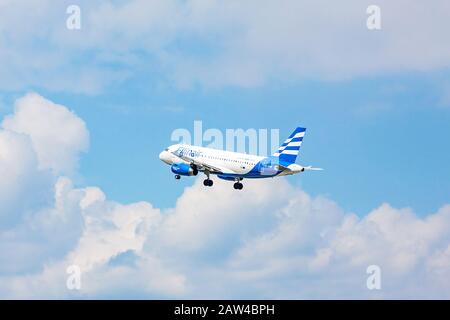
1,92 -> 89,175
0,176 -> 185,299
223,201 -> 450,299
1,1 -> 450,92
0,92 -> 87,271
0,128 -> 52,229
2,178 -> 450,299
0,93 -> 449,299
0,177 -> 84,274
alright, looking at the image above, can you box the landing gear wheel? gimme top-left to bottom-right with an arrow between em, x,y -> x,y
175,174 -> 181,180
233,182 -> 243,190
203,179 -> 213,187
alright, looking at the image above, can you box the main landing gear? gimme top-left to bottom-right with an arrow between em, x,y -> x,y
203,179 -> 213,187
233,178 -> 243,190
174,174 -> 181,180
233,182 -> 243,190
203,170 -> 213,187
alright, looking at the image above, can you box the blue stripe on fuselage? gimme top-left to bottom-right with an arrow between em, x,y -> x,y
217,156 -> 283,180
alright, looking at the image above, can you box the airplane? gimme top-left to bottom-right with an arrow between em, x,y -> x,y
159,127 -> 322,190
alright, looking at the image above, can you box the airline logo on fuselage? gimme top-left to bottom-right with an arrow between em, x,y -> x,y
176,146 -> 202,158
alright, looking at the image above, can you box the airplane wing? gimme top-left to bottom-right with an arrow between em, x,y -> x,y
171,152 -> 236,174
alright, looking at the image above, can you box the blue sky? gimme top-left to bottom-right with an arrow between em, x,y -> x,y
1,0 -> 450,299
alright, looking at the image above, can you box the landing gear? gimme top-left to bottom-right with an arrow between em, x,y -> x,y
203,170 -> 213,187
233,177 -> 243,190
233,182 -> 243,190
203,179 -> 213,187
174,174 -> 181,180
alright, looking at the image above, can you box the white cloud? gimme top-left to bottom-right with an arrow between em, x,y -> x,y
0,93 -> 449,299
223,201 -> 450,299
0,129 -> 52,229
1,92 -> 89,175
0,92 -> 87,272
1,1 -> 450,92
153,178 -> 289,253
2,177 -> 450,299
0,176 -> 185,299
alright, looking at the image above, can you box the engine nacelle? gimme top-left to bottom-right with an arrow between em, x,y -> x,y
171,163 -> 195,176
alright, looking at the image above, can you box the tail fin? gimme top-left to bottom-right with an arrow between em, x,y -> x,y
273,127 -> 306,164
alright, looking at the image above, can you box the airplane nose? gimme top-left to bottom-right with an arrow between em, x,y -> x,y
159,150 -> 172,164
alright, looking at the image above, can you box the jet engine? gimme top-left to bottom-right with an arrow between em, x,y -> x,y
171,163 -> 195,176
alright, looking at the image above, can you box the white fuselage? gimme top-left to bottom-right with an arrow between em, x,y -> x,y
159,144 -> 265,175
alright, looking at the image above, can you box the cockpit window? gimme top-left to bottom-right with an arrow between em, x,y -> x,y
165,148 -> 169,151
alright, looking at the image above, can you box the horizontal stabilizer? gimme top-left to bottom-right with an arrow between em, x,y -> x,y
303,166 -> 323,171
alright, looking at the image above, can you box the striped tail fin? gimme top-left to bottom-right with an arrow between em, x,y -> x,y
273,127 -> 306,164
